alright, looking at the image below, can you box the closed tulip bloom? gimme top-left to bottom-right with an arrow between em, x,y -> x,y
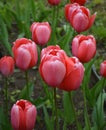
65,3 -> 96,32
100,61 -> 106,77
58,57 -> 84,91
12,38 -> 38,70
72,35 -> 96,63
70,0 -> 86,5
11,99 -> 37,130
0,56 -> 14,76
30,22 -> 51,46
39,45 -> 67,87
48,0 -> 61,5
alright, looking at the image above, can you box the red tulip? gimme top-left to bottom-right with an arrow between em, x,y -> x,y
11,99 -> 37,130
30,22 -> 51,46
0,56 -> 14,76
72,35 -> 96,63
65,3 -> 96,32
58,57 -> 84,91
48,0 -> 61,5
39,45 -> 67,87
70,0 -> 86,5
100,61 -> 106,77
12,38 -> 38,70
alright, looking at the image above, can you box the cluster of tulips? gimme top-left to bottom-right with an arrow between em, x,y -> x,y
0,0 -> 106,130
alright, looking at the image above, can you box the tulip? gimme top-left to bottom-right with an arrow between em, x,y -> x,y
12,38 -> 38,70
11,99 -> 37,130
39,45 -> 67,87
70,0 -> 86,5
30,22 -> 51,46
65,3 -> 96,32
100,61 -> 106,77
0,56 -> 14,76
58,57 -> 84,91
72,35 -> 96,63
48,0 -> 61,5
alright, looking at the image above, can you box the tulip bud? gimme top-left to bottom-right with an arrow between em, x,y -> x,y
12,38 -> 38,70
70,0 -> 86,5
39,45 -> 67,87
72,35 -> 96,63
48,0 -> 61,6
11,99 -> 37,130
58,57 -> 84,91
0,56 -> 14,77
100,61 -> 106,77
30,22 -> 51,46
65,3 -> 96,32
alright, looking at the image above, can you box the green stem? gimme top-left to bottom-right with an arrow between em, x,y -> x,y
25,70 -> 29,100
5,77 -> 8,122
82,86 -> 91,130
54,88 -> 59,130
69,92 -> 81,130
50,5 -> 58,44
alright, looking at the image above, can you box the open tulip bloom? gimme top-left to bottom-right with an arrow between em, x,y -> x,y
12,38 -> 38,71
11,99 -> 37,130
65,3 -> 96,32
39,45 -> 84,91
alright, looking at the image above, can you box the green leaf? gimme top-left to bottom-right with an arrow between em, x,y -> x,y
19,82 -> 34,100
0,14 -> 12,55
92,92 -> 106,129
43,105 -> 54,130
63,91 -> 75,124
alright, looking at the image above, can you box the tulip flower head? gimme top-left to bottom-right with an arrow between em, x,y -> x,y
30,22 -> 51,46
72,35 -> 96,63
65,3 -> 96,33
58,57 -> 84,91
70,0 -> 86,5
100,60 -> 106,77
12,38 -> 38,70
39,45 -> 67,87
39,45 -> 84,91
48,0 -> 61,5
11,99 -> 37,130
0,56 -> 14,77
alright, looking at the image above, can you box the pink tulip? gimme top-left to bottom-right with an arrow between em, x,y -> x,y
70,0 -> 86,5
100,61 -> 106,77
12,38 -> 38,70
30,22 -> 51,46
58,57 -> 84,91
39,45 -> 67,87
48,0 -> 61,5
0,56 -> 14,76
72,35 -> 96,63
11,99 -> 37,130
65,3 -> 96,32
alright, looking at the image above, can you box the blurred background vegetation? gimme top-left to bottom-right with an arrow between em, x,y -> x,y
0,0 -> 106,55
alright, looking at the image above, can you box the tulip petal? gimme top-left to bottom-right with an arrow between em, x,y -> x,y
42,60 -> 66,87
78,40 -> 96,62
26,105 -> 37,130
72,12 -> 89,32
16,48 -> 31,70
11,105 -> 19,130
88,13 -> 96,29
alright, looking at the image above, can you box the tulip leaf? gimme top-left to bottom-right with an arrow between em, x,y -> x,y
63,91 -> 75,124
92,92 -> 106,129
19,82 -> 34,100
0,14 -> 12,55
0,106 -> 12,130
43,105 -> 54,130
88,78 -> 106,106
